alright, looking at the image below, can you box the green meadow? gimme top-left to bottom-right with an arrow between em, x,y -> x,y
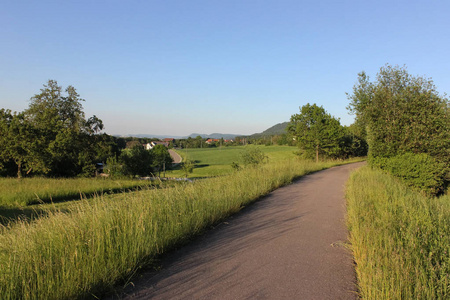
167,145 -> 298,177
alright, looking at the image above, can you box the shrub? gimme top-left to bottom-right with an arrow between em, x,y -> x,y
240,147 -> 268,167
181,159 -> 194,178
370,153 -> 446,196
230,162 -> 241,171
120,145 -> 153,177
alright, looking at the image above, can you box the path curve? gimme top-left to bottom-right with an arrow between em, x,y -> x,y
168,149 -> 182,164
116,162 -> 365,299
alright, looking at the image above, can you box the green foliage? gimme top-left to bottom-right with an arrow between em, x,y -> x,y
151,144 -> 173,176
347,166 -> 450,299
0,109 -> 48,178
120,145 -> 153,177
240,146 -> 268,167
105,156 -> 123,178
181,159 -> 195,178
230,161 -> 241,171
287,103 -> 347,162
370,153 -> 447,196
347,65 -> 449,180
0,80 -> 111,178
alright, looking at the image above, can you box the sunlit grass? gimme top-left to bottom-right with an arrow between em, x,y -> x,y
346,166 -> 450,299
0,158 -> 357,299
167,145 -> 298,177
0,177 -> 159,207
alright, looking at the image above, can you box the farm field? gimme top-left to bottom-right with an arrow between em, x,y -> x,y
0,154 -> 361,299
167,145 -> 298,177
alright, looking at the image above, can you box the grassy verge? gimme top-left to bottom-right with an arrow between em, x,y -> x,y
346,166 -> 450,299
0,177 -> 159,207
0,158 -> 357,299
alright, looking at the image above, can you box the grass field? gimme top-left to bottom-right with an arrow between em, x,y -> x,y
0,177 -> 163,225
167,145 -> 298,177
0,177 -> 159,208
0,146 -> 297,223
346,166 -> 450,299
0,156 -> 360,300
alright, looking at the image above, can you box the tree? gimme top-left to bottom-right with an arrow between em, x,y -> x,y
120,145 -> 153,177
23,80 -> 105,177
194,135 -> 203,148
105,155 -> 123,178
347,65 -> 449,164
340,124 -> 368,158
0,80 -> 112,178
0,109 -> 48,178
151,144 -> 173,177
181,159 -> 194,178
287,103 -> 344,162
26,80 -> 86,133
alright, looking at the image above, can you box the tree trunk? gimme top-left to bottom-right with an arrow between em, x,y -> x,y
17,161 -> 22,179
316,144 -> 319,163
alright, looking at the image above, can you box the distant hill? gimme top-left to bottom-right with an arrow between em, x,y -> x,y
115,134 -> 185,139
240,122 -> 289,138
187,133 -> 240,140
113,124 -> 290,140
114,133 -> 241,140
257,122 -> 289,136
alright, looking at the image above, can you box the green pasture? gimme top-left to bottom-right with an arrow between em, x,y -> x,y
167,145 -> 298,177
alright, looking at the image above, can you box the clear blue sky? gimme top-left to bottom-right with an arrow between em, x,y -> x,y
1,0 -> 449,136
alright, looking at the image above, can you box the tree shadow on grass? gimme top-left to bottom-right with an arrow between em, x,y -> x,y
0,205 -> 53,226
0,186 -> 160,225
193,164 -> 210,169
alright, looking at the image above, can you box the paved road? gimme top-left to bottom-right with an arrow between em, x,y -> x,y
168,149 -> 182,164
118,162 -> 364,300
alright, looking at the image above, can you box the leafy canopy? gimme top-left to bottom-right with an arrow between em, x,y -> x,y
347,64 -> 449,163
0,80 -> 107,178
287,103 -> 345,162
347,64 -> 449,194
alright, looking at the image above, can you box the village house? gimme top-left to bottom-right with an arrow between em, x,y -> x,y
144,141 -> 169,150
205,138 -> 220,144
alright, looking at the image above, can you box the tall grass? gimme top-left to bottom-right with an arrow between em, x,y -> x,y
0,159 -> 349,299
0,177 -> 158,207
346,166 -> 450,299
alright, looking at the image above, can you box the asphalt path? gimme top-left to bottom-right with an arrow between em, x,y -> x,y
168,149 -> 182,164
117,162 -> 365,300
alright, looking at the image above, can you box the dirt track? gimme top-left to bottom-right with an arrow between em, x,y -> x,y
117,162 -> 365,299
